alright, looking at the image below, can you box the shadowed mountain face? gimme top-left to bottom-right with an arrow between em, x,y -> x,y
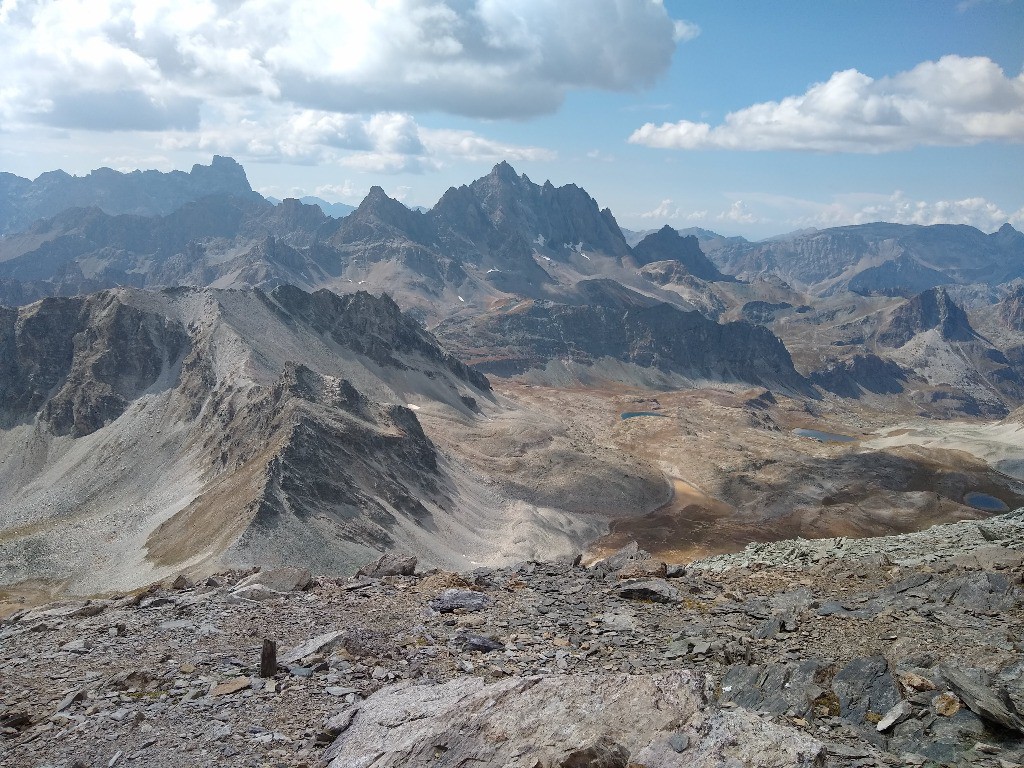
877,287 -> 977,348
436,281 -> 811,395
0,156 -> 256,235
631,225 -> 727,282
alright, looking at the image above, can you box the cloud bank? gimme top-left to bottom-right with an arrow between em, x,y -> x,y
629,55 -> 1024,153
1,0 -> 684,126
0,0 -> 690,172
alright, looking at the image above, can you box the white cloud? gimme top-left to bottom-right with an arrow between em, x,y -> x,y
0,0 -> 686,128
718,201 -> 759,224
420,129 -> 555,162
629,55 -> 1024,153
160,105 -> 549,173
672,20 -> 701,43
639,199 -> 681,219
315,181 -> 361,200
831,192 -> 1022,230
749,190 -> 1024,232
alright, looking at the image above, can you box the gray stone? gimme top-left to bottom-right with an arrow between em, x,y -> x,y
60,639 -> 92,654
616,579 -> 680,603
323,672 -> 825,768
282,630 -> 346,664
599,611 -> 637,632
430,589 -> 492,613
876,700 -> 914,731
831,656 -> 900,725
234,566 -> 313,592
227,584 -> 283,602
357,553 -> 417,578
459,634 -> 503,653
941,665 -> 1024,733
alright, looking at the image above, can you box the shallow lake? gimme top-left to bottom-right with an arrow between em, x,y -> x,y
620,411 -> 668,420
963,492 -> 1009,512
792,428 -> 856,443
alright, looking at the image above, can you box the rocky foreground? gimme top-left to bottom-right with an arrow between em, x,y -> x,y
2,511 -> 1024,768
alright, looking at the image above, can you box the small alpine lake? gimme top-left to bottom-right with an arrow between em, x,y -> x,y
963,492 -> 1009,512
792,428 -> 857,443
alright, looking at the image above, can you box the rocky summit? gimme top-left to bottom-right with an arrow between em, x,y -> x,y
2,512 -> 1023,768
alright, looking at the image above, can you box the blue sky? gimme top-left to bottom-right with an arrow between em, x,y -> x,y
1,0 -> 1022,238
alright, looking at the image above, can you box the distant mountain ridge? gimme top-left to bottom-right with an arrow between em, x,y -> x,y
0,156 -> 256,235
704,222 -> 1024,296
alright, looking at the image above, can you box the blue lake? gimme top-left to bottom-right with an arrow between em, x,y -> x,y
963,492 -> 1009,512
620,411 -> 668,420
792,428 -> 856,443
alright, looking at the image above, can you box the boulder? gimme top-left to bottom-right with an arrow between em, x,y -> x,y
322,672 -> 825,768
616,579 -> 680,603
941,665 -> 1024,733
357,553 -> 417,578
430,589 -> 492,613
234,567 -> 313,592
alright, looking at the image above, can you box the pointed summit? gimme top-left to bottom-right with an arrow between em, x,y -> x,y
631,225 -> 726,281
489,161 -> 522,184
337,186 -> 434,244
878,287 -> 976,347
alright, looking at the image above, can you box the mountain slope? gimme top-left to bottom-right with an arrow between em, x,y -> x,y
436,282 -> 811,394
0,286 -> 667,595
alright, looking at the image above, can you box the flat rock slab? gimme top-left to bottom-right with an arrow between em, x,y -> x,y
429,589 -> 492,613
323,672 -> 825,768
282,630 -> 346,665
941,665 -> 1024,733
209,677 -> 251,697
235,566 -> 313,592
616,579 -> 680,603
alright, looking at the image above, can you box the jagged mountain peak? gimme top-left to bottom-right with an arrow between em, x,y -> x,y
878,286 -> 977,347
487,160 -> 526,185
337,186 -> 433,245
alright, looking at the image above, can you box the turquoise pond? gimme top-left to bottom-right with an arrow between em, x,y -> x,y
792,428 -> 856,443
620,411 -> 668,420
963,492 -> 1009,512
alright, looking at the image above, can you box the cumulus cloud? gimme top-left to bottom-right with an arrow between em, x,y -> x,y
629,55 -> 1024,153
639,199 -> 681,220
820,192 -> 1024,230
717,200 -> 759,224
160,105 -> 551,173
638,199 -> 734,224
0,0 -> 687,128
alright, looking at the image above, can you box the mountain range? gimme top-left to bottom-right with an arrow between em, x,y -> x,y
2,156 -> 1024,596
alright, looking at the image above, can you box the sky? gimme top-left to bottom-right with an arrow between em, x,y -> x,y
1,0 -> 1022,239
